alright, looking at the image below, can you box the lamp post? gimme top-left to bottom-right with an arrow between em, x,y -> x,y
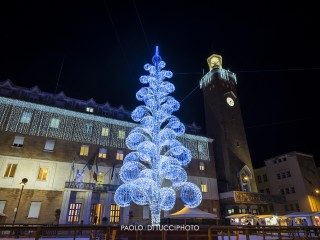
12,178 -> 28,225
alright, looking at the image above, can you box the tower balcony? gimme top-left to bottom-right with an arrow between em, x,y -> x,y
200,68 -> 237,89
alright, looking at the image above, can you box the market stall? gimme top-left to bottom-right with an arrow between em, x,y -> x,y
225,214 -> 253,225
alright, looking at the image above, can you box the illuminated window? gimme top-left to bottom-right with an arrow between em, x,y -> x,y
99,148 -> 107,158
86,107 -> 94,113
20,111 -> 32,123
118,130 -> 126,139
44,139 -> 55,152
80,145 -> 89,156
67,203 -> 82,223
37,168 -> 48,181
199,162 -> 205,171
4,164 -> 17,177
101,127 -> 109,136
50,118 -> 60,128
116,150 -> 124,160
84,123 -> 93,134
228,209 -> 234,214
12,136 -> 24,148
110,204 -> 120,223
27,202 -> 41,218
201,183 -> 207,193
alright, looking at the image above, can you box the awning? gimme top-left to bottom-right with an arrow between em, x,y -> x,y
167,206 -> 218,219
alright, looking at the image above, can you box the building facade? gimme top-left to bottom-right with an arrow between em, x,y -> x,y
255,151 -> 320,214
0,80 -> 219,225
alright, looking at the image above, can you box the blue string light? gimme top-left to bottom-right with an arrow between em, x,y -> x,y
114,46 -> 202,226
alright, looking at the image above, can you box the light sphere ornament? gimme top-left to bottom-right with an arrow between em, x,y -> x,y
114,185 -> 133,207
180,182 -> 202,208
114,46 -> 202,226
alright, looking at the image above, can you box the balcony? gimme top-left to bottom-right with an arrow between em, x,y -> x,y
65,181 -> 119,192
200,68 -> 237,89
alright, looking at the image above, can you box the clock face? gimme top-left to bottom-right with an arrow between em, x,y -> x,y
226,97 -> 235,106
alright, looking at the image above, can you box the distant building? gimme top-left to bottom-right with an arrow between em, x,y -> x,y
255,151 -> 320,214
0,79 -> 219,225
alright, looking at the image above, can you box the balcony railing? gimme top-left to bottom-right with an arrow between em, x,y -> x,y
64,181 -> 119,192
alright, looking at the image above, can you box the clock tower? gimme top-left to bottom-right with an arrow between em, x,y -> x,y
200,54 -> 257,194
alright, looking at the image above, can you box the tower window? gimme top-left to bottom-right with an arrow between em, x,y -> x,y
118,130 -> 126,139
12,136 -> 24,148
199,162 -> 205,171
201,183 -> 208,192
99,148 -> 107,158
84,123 -> 93,134
116,150 -> 124,160
50,118 -> 60,128
101,127 -> 109,136
80,145 -> 89,156
86,107 -> 94,113
44,139 -> 55,152
67,203 -> 82,223
27,202 -> 41,218
37,168 -> 48,181
110,204 -> 120,223
0,201 -> 6,213
20,112 -> 32,123
4,164 -> 17,177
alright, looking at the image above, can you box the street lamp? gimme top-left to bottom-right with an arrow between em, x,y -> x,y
12,178 -> 28,225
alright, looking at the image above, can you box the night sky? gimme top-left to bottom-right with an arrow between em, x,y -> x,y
1,1 -> 320,168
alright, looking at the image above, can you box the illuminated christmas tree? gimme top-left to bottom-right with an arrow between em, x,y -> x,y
114,46 -> 202,226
